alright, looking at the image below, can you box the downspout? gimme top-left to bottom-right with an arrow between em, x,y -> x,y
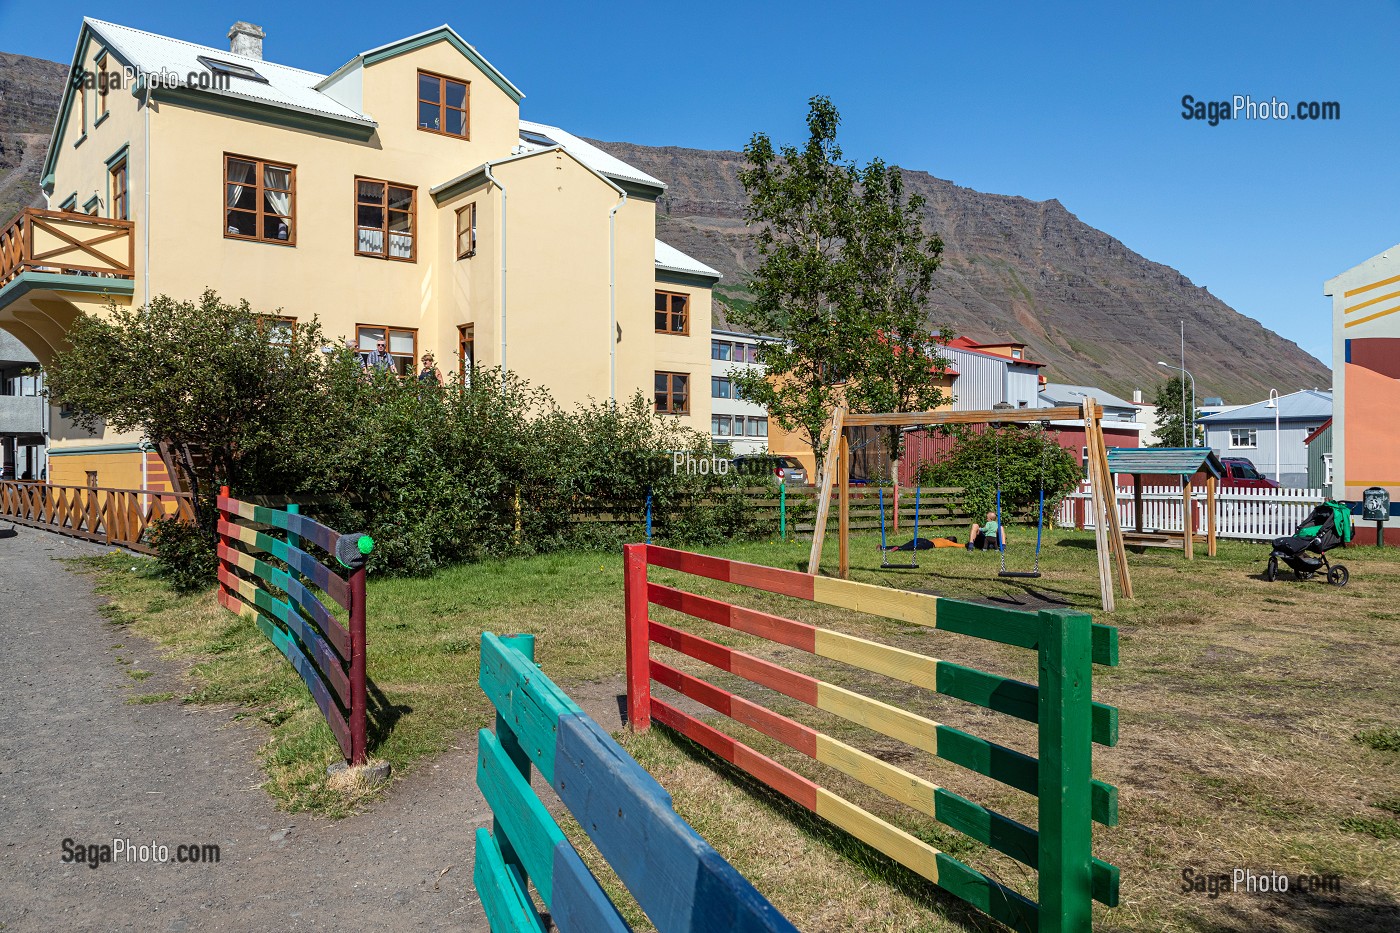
482,162 -> 508,372
141,75 -> 152,305
604,180 -> 627,403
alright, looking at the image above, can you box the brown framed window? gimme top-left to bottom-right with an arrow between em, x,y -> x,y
224,154 -> 295,245
109,160 -> 128,220
655,290 -> 689,335
357,324 -> 417,375
456,202 -> 477,258
458,324 -> 475,380
96,53 -> 109,120
655,372 -> 689,415
261,315 -> 296,345
355,178 -> 416,261
417,70 -> 469,138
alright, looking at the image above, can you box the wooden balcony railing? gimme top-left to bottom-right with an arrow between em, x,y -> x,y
0,480 -> 194,553
0,208 -> 135,289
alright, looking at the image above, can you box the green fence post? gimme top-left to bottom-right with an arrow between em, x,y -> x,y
780,481 -> 787,540
495,633 -> 537,884
1037,608 -> 1094,933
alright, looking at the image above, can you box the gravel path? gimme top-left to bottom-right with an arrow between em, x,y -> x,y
0,526 -> 628,932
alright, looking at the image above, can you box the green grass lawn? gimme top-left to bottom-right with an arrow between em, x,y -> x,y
82,523 -> 1400,931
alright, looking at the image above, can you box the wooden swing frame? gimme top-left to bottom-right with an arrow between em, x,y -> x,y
807,400 -> 1133,612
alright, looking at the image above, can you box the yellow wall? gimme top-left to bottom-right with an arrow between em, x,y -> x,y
48,450 -> 145,489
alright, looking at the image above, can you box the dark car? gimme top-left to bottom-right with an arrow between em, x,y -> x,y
733,455 -> 808,486
1220,457 -> 1281,489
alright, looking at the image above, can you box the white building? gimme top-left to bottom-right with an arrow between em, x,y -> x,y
1198,389 -> 1333,487
710,329 -> 769,454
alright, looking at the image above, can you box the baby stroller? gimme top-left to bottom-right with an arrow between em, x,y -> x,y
1265,500 -> 1352,586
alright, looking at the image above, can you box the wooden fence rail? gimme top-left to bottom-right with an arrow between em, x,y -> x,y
474,631 -> 797,933
625,544 -> 1122,933
216,489 -> 372,765
0,480 -> 193,553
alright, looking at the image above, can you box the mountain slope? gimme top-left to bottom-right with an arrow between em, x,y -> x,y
594,140 -> 1331,402
0,52 -> 67,223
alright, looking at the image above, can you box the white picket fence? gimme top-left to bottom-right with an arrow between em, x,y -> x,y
1056,484 -> 1326,542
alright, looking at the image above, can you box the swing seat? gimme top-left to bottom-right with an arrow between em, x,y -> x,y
998,570 -> 1042,579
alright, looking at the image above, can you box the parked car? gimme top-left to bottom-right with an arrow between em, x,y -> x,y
1220,457 -> 1281,489
733,455 -> 808,486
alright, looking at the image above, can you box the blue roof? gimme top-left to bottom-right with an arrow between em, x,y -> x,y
1107,447 -> 1225,478
1197,389 -> 1332,424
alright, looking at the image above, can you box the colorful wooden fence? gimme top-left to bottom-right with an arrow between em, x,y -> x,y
216,488 -> 373,765
624,544 -> 1121,933
0,480 -> 194,553
475,631 -> 797,933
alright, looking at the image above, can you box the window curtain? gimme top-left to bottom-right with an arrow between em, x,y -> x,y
226,160 -> 254,206
263,166 -> 291,217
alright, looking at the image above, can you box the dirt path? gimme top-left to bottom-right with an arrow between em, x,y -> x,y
0,527 -> 629,932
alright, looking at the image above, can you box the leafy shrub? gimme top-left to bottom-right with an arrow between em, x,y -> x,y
148,516 -> 218,592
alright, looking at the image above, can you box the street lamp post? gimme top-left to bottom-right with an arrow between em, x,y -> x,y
1265,389 -> 1281,484
1157,361 -> 1196,445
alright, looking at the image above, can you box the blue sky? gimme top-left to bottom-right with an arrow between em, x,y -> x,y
4,0 -> 1396,368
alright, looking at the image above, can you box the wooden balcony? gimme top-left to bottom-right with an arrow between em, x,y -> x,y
0,208 -> 135,289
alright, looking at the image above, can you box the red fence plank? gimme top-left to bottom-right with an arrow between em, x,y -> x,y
649,620 -> 820,707
648,583 -> 818,653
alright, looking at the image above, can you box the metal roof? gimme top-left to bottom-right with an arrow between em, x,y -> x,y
1196,389 -> 1332,424
1040,383 -> 1138,411
655,239 -> 720,281
1107,447 -> 1225,478
85,18 -> 375,126
518,121 -> 664,190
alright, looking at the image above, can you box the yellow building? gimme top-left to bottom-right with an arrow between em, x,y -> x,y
0,18 -> 719,488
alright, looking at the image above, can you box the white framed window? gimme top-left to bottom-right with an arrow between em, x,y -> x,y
1323,453 -> 1333,486
1230,428 -> 1258,449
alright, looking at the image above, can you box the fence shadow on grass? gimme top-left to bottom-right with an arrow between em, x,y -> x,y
365,676 -> 410,751
1188,887 -> 1400,933
652,723 -> 1014,933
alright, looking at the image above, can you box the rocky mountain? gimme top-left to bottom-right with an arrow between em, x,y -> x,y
0,52 -> 67,223
594,140 -> 1332,402
0,49 -> 1328,401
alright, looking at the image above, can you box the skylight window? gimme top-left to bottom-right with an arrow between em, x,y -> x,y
197,55 -> 269,84
519,129 -> 558,148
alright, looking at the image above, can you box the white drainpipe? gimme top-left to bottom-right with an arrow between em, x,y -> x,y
141,76 -> 152,304
482,162 -> 508,371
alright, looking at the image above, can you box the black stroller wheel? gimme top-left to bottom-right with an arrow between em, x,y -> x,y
1265,556 -> 1278,582
1328,565 -> 1349,587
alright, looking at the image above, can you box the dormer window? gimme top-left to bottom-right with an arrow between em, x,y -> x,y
418,70 -> 468,139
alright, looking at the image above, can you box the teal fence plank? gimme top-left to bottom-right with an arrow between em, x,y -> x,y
477,728 -> 566,905
474,828 -> 547,933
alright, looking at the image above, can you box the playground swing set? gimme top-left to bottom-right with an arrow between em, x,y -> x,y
808,400 -> 1134,611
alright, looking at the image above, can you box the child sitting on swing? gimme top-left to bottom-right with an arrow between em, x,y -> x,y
966,511 -> 1005,551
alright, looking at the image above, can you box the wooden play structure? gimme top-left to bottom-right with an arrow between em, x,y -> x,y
1106,447 -> 1224,559
808,402 -> 1133,612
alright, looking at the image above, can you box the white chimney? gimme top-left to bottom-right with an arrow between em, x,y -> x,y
228,22 -> 265,60
1132,389 -> 1143,404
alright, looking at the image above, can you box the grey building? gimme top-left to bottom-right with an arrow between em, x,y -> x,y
0,330 -> 47,480
937,338 -> 1044,410
1198,389 -> 1333,488
710,329 -> 769,454
1305,419 -> 1333,489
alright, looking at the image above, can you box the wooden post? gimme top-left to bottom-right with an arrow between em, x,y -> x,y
1182,479 -> 1195,560
1081,400 -> 1116,612
348,563 -> 369,765
892,475 -> 900,535
1037,608 -> 1095,933
838,434 -> 851,580
1092,407 -> 1133,600
806,407 -> 846,575
1206,475 -> 1218,557
623,543 -> 652,732
1133,474 -> 1144,532
1074,493 -> 1085,531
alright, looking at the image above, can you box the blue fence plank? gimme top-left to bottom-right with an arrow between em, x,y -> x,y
474,828 -> 547,933
550,840 -> 633,933
551,713 -> 798,933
